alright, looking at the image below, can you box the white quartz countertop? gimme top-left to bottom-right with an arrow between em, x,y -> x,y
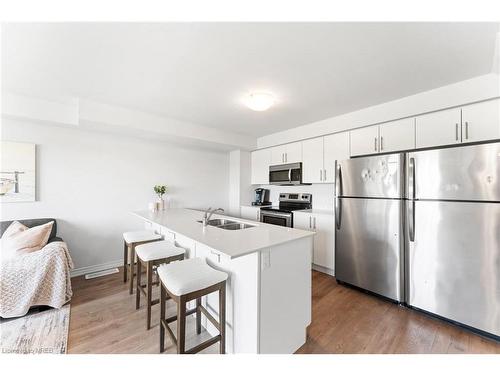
133,208 -> 314,259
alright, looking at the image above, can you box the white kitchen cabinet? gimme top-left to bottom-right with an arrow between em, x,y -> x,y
285,141 -> 302,163
294,211 -> 335,274
416,107 -> 462,148
302,137 -> 324,183
270,145 -> 287,165
240,206 -> 263,221
323,132 -> 350,183
302,132 -> 350,184
270,141 -> 302,165
351,119 -> 415,157
350,125 -> 379,156
251,148 -> 270,185
461,98 -> 500,144
379,118 -> 415,153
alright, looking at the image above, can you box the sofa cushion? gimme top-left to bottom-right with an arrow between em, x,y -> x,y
0,218 -> 58,241
1,221 -> 54,260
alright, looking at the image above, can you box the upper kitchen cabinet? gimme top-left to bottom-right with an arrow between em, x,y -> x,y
251,148 -> 271,185
351,119 -> 415,157
350,125 -> 379,156
270,141 -> 302,165
323,132 -> 350,183
378,118 -> 415,153
461,99 -> 500,144
271,145 -> 287,165
302,132 -> 350,184
302,137 -> 324,183
416,107 -> 461,148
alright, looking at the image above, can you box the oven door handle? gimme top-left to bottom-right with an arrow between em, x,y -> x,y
261,211 -> 292,219
288,168 -> 292,183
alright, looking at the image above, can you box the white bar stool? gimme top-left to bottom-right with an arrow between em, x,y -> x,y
157,257 -> 228,354
123,230 -> 162,294
135,240 -> 186,329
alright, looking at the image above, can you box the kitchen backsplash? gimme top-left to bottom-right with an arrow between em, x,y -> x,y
259,183 -> 335,211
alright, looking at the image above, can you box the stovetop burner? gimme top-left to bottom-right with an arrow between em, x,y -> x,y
260,193 -> 312,213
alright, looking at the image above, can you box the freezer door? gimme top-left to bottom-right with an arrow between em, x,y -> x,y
407,200 -> 500,336
335,197 -> 404,302
337,153 -> 403,199
407,142 -> 500,201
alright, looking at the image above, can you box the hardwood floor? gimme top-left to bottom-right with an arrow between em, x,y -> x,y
68,269 -> 500,354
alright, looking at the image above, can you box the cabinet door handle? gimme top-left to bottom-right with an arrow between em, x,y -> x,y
465,121 -> 469,140
309,216 -> 312,229
282,153 -> 284,163
323,169 -> 327,181
380,136 -> 384,151
374,137 -> 378,152
455,123 -> 459,141
313,217 -> 316,230
285,153 -> 288,163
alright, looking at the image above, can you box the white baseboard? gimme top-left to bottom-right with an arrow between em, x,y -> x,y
71,259 -> 122,278
312,264 -> 335,277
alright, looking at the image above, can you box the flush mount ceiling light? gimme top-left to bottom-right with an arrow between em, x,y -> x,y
243,92 -> 275,111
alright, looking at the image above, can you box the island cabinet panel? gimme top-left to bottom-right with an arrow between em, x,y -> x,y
195,243 -> 260,354
259,236 -> 313,354
175,233 -> 196,259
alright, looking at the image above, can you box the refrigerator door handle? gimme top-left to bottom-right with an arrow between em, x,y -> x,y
409,200 -> 415,242
408,157 -> 416,241
335,163 -> 342,229
408,157 -> 416,199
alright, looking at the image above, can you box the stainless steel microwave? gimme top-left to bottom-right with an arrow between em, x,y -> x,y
269,162 -> 303,185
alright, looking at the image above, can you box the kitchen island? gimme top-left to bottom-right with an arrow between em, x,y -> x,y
133,208 -> 314,354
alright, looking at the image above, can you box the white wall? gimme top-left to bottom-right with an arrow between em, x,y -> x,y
228,150 -> 254,216
1,118 -> 230,274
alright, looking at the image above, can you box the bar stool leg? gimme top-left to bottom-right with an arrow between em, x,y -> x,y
146,261 -> 153,330
219,284 -> 226,354
196,297 -> 202,335
160,283 -> 166,353
136,258 -> 142,309
123,241 -> 128,283
129,244 -> 136,295
177,296 -> 186,354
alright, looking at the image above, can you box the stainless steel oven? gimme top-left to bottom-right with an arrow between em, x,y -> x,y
260,210 -> 293,227
269,163 -> 303,185
260,193 -> 312,227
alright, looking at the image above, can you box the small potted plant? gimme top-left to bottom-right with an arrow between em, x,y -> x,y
154,185 -> 167,210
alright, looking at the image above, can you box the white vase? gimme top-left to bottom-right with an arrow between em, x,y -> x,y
157,198 -> 165,211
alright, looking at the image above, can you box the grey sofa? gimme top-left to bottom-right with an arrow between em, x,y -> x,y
0,218 -> 63,243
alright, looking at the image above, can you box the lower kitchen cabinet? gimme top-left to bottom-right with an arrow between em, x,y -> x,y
240,205 -> 264,221
294,211 -> 335,275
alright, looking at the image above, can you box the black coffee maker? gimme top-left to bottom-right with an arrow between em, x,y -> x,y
252,188 -> 271,206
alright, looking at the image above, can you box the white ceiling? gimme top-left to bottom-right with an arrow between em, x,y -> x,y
2,22 -> 499,137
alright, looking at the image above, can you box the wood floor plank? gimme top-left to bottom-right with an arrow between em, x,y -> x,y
68,269 -> 500,354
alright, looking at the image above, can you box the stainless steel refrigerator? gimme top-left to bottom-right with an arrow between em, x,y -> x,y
335,153 -> 405,302
335,142 -> 500,337
406,142 -> 500,337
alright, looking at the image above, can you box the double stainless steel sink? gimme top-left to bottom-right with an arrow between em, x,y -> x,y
197,218 -> 255,230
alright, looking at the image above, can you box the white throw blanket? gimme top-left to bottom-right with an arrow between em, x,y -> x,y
0,241 -> 74,318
